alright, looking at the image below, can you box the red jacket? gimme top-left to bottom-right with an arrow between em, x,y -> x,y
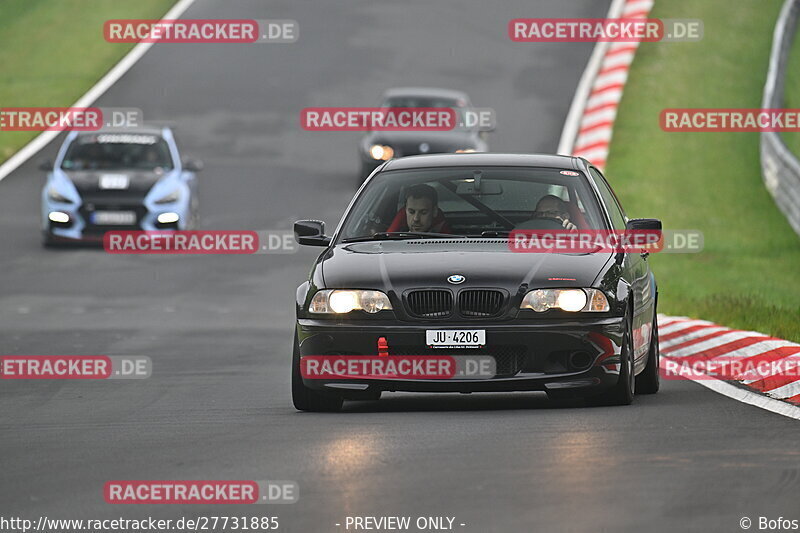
386,207 -> 451,233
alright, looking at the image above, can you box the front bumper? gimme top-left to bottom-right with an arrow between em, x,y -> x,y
41,196 -> 190,243
297,317 -> 625,394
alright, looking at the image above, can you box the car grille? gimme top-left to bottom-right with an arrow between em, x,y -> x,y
458,289 -> 504,317
390,345 -> 527,376
406,290 -> 453,318
405,288 -> 507,318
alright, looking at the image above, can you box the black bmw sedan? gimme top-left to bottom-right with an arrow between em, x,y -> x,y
293,153 -> 661,411
358,88 -> 489,179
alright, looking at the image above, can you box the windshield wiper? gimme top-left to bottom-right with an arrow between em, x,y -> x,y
470,230 -> 512,237
342,232 -> 464,243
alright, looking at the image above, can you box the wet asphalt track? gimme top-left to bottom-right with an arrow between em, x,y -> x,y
1,0 -> 799,531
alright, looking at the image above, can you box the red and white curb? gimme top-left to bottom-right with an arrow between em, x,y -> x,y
658,315 -> 800,420
559,0 -> 800,419
558,0 -> 655,170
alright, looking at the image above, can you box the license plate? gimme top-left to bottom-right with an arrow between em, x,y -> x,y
426,329 -> 485,348
99,174 -> 130,190
92,211 -> 136,225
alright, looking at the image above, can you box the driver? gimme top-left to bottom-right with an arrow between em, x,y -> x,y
386,184 -> 451,233
75,143 -> 104,170
530,195 -> 578,230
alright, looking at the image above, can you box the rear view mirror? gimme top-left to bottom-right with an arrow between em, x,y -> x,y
455,180 -> 503,195
294,220 -> 331,247
38,159 -> 53,171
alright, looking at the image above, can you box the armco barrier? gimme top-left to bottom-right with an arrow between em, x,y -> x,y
761,0 -> 800,237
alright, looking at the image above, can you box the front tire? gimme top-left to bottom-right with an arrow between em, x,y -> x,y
636,311 -> 660,394
291,329 -> 343,412
42,231 -> 59,248
586,314 -> 634,406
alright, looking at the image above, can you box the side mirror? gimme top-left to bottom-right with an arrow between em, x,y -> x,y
183,159 -> 204,172
294,220 -> 331,247
626,218 -> 662,231
623,218 -> 662,261
38,159 -> 53,171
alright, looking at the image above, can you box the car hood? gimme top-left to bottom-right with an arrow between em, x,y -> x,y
320,240 -> 613,293
63,169 -> 165,197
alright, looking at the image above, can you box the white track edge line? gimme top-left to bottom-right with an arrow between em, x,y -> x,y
0,0 -> 199,183
688,377 -> 800,420
659,356 -> 800,420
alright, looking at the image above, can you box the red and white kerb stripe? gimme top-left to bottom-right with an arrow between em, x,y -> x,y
571,0 -> 655,169
657,315 -> 800,405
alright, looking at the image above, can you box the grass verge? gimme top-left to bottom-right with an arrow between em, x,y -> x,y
606,0 -> 800,342
0,0 -> 177,163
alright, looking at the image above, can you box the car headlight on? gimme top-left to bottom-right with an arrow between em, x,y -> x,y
455,148 -> 476,153
520,288 -> 609,313
48,211 -> 70,223
157,212 -> 180,224
154,188 -> 181,204
310,289 -> 393,314
47,185 -> 73,204
368,145 -> 394,161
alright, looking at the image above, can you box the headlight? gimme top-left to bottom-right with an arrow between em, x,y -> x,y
520,288 -> 609,313
47,185 -> 73,204
368,145 -> 394,161
455,148 -> 476,153
310,289 -> 393,314
154,189 -> 181,204
157,212 -> 180,224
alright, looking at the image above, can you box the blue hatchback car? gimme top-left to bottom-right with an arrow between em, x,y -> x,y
40,125 -> 201,245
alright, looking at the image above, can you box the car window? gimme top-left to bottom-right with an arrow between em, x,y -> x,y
419,183 -> 479,213
61,133 -> 173,171
338,167 -> 609,241
589,167 -> 626,230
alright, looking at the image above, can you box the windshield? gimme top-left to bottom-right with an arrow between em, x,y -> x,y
61,133 -> 173,171
338,167 -> 608,242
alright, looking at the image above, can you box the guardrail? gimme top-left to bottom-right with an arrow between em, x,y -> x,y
761,0 -> 800,237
